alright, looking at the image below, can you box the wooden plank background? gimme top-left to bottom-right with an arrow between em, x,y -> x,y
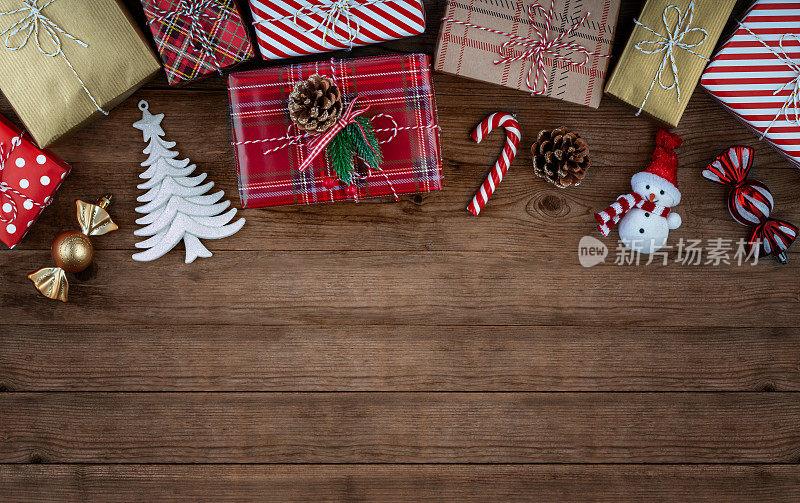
2,0 -> 800,500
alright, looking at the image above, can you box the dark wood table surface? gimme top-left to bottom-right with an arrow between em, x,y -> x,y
2,0 -> 800,500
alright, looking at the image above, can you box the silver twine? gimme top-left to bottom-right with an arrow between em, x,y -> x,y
633,0 -> 708,115
148,0 -> 234,74
737,24 -> 800,138
0,0 -> 107,114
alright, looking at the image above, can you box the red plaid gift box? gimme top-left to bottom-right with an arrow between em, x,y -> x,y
248,0 -> 426,61
143,0 -> 255,85
700,0 -> 800,167
228,53 -> 443,207
0,115 -> 70,249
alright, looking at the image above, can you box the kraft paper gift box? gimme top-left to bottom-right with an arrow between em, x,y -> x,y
228,53 -> 443,208
604,0 -> 736,127
0,114 -> 70,248
0,0 -> 161,147
434,0 -> 621,108
142,0 -> 255,85
700,0 -> 800,167
248,0 -> 427,61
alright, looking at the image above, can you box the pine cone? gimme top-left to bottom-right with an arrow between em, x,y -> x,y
531,127 -> 591,188
288,74 -> 343,133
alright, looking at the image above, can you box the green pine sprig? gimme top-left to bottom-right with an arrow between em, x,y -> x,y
325,116 -> 383,186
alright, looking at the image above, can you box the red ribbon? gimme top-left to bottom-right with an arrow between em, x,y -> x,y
298,96 -> 378,173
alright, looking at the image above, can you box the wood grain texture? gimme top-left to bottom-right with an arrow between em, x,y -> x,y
2,325 -> 799,391
1,0 -> 798,499
3,250 -> 799,327
2,393 -> 800,463
2,464 -> 799,503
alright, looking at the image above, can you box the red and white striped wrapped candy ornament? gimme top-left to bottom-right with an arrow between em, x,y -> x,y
467,112 -> 520,216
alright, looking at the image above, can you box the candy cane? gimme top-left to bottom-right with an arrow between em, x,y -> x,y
467,113 -> 521,216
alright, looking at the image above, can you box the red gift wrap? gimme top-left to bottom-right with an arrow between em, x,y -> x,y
143,0 -> 255,85
0,115 -> 71,249
228,53 -> 443,208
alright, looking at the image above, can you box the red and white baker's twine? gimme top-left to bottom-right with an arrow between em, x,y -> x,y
0,0 -> 107,114
0,135 -> 49,225
147,0 -> 234,74
440,1 -> 607,96
467,112 -> 520,216
231,59 -> 439,202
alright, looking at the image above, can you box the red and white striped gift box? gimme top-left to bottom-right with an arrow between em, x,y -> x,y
248,0 -> 426,61
700,0 -> 800,167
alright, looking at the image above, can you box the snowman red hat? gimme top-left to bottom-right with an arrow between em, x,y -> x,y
631,129 -> 682,205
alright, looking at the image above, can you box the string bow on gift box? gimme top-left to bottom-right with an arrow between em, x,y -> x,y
147,0 -> 235,74
735,26 -> 800,137
258,0 -> 393,48
0,134 -> 50,232
633,0 -> 708,115
441,0 -> 608,96
0,0 -> 107,114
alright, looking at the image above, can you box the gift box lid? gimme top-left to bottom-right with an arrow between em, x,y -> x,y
228,53 -> 443,208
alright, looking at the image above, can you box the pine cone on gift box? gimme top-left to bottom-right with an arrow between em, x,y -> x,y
288,74 -> 343,133
531,127 -> 591,188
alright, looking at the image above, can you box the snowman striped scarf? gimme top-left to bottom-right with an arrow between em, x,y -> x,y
594,192 -> 671,237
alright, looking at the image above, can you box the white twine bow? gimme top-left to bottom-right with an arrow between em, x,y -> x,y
737,24 -> 800,138
441,1 -> 607,96
0,0 -> 107,114
633,0 -> 708,115
259,0 -> 391,48
148,0 -> 234,74
0,135 -> 50,225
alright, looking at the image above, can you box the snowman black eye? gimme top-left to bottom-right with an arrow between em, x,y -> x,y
645,213 -> 650,217
639,228 -> 645,234
645,185 -> 650,189
659,190 -> 664,195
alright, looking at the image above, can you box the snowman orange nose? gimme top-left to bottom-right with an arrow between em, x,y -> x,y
648,193 -> 655,202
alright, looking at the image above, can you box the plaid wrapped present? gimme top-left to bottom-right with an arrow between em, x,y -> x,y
143,0 -> 255,85
228,53 -> 443,208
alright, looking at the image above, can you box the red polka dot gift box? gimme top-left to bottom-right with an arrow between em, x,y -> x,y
0,115 -> 70,249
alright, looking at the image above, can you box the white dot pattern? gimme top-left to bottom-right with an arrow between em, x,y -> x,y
36,155 -> 46,164
18,178 -> 29,189
2,203 -> 10,213
23,200 -> 33,210
15,157 -> 24,167
6,224 -> 15,233
40,175 -> 50,186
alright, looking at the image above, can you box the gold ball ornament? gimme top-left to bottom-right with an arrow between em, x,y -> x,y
51,230 -> 94,272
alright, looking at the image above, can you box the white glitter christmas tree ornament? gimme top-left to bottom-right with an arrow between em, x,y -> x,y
131,100 -> 244,263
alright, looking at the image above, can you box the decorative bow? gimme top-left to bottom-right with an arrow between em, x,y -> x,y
595,192 -> 671,237
0,0 -> 107,114
0,135 -> 49,226
147,0 -> 234,74
298,96 -> 378,172
737,25 -> 800,138
633,0 -> 708,114
441,1 -> 606,96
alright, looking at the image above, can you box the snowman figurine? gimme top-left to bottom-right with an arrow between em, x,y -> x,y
595,129 -> 683,254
